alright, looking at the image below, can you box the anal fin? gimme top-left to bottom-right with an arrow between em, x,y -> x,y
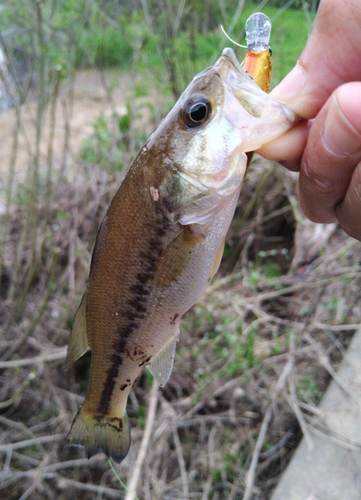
147,331 -> 179,387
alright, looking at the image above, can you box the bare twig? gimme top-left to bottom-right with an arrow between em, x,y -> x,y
287,371 -> 314,450
18,482 -> 37,500
172,426 -> 189,500
1,472 -> 122,498
0,372 -> 35,410
256,272 -> 361,304
0,348 -> 66,368
242,356 -> 294,500
201,426 -> 217,500
57,477 -> 121,498
308,425 -> 361,452
312,322 -> 360,332
287,336 -> 314,449
125,380 -> 159,500
305,333 -> 361,411
0,434 -> 63,452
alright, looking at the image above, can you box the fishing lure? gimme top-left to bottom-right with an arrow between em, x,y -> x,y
243,12 -> 272,92
221,12 -> 272,93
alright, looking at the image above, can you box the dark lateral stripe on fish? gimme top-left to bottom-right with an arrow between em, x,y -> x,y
97,338 -> 127,415
97,209 -> 171,415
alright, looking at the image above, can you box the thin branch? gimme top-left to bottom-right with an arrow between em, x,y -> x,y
57,476 -> 122,498
125,380 -> 159,500
242,356 -> 294,500
18,482 -> 37,500
172,426 -> 189,500
287,373 -> 314,450
0,433 -> 63,452
287,335 -> 314,449
312,322 -> 360,332
0,372 -> 35,410
0,471 -> 121,498
257,272 -> 361,303
308,425 -> 361,452
0,348 -> 66,368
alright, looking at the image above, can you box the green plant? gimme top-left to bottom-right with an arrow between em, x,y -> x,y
248,262 -> 282,290
297,376 -> 322,404
80,97 -> 155,173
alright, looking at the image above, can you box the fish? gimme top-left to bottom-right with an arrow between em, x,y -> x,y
66,47 -> 298,462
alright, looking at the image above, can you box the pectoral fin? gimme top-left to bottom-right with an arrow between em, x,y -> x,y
147,332 -> 179,387
209,238 -> 225,282
66,291 -> 90,369
153,225 -> 204,286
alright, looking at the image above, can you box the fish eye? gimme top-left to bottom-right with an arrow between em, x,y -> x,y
181,96 -> 211,128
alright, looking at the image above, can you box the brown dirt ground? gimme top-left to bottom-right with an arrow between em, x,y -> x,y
0,69 -> 128,183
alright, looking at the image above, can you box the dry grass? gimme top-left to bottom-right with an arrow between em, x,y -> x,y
1,142 -> 361,499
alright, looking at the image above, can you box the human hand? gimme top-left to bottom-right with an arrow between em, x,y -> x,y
258,0 -> 361,240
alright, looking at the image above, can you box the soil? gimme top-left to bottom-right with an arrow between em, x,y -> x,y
0,69 -> 129,182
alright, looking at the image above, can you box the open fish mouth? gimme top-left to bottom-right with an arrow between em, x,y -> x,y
213,47 -> 298,150
219,47 -> 247,74
214,47 -> 256,86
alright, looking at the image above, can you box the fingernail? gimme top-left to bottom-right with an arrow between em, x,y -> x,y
271,64 -> 306,103
322,95 -> 361,156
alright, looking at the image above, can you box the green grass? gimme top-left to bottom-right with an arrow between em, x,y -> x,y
72,4 -> 314,92
133,4 -> 315,90
297,376 -> 322,404
1,2 -> 314,101
75,25 -> 134,69
142,2 -> 312,85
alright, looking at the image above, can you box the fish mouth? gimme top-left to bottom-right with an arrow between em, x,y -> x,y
215,48 -> 252,83
214,47 -> 265,103
212,47 -> 299,152
220,48 -> 246,75
216,47 -> 298,126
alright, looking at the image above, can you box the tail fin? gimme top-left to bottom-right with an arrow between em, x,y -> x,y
67,407 -> 131,463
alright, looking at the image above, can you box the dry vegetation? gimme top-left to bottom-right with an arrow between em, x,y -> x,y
1,1 -> 360,499
1,127 -> 361,499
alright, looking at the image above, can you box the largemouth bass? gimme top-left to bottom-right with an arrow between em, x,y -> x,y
67,47 -> 298,462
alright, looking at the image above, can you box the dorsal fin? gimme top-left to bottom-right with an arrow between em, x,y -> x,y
66,290 -> 90,369
147,331 -> 179,387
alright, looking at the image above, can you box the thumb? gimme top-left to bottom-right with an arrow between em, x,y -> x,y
271,0 -> 361,119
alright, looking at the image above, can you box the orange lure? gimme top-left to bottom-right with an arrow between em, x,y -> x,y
243,49 -> 272,93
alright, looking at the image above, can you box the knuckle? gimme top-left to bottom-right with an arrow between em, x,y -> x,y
300,159 -> 337,196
